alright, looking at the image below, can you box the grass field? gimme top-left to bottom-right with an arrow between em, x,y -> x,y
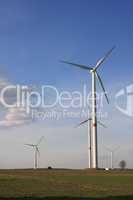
0,169 -> 133,199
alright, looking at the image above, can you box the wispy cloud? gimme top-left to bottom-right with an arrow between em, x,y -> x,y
0,107 -> 33,128
0,78 -> 33,128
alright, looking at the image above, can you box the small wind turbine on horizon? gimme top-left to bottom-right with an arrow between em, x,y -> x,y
25,136 -> 44,169
77,118 -> 106,168
104,146 -> 120,169
61,46 -> 115,169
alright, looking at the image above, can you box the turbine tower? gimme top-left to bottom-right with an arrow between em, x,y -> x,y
61,46 -> 115,169
77,118 -> 106,168
25,136 -> 44,169
77,118 -> 92,168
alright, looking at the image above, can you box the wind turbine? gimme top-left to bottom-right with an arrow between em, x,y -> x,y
77,118 -> 106,168
61,46 -> 115,168
104,146 -> 120,169
25,136 -> 44,169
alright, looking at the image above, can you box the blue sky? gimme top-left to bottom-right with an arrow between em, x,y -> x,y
0,0 -> 133,85
0,0 -> 133,169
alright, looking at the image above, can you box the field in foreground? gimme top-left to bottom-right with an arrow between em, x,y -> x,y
0,169 -> 133,200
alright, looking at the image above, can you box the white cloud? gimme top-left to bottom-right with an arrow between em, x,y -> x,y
0,107 -> 33,128
0,78 -> 33,128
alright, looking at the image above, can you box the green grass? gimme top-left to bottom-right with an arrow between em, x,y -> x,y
0,169 -> 133,199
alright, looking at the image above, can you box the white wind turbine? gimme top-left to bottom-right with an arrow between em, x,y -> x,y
25,136 -> 44,169
104,146 -> 120,169
77,118 -> 106,168
61,46 -> 115,169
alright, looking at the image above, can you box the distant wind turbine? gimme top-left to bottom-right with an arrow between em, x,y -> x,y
61,46 -> 115,168
25,136 -> 44,169
104,146 -> 120,169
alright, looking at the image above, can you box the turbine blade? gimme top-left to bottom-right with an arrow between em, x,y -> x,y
95,72 -> 109,104
104,146 -> 112,152
94,46 -> 115,70
25,144 -> 34,147
37,136 -> 44,146
60,60 -> 92,71
76,118 -> 92,127
97,121 -> 107,128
